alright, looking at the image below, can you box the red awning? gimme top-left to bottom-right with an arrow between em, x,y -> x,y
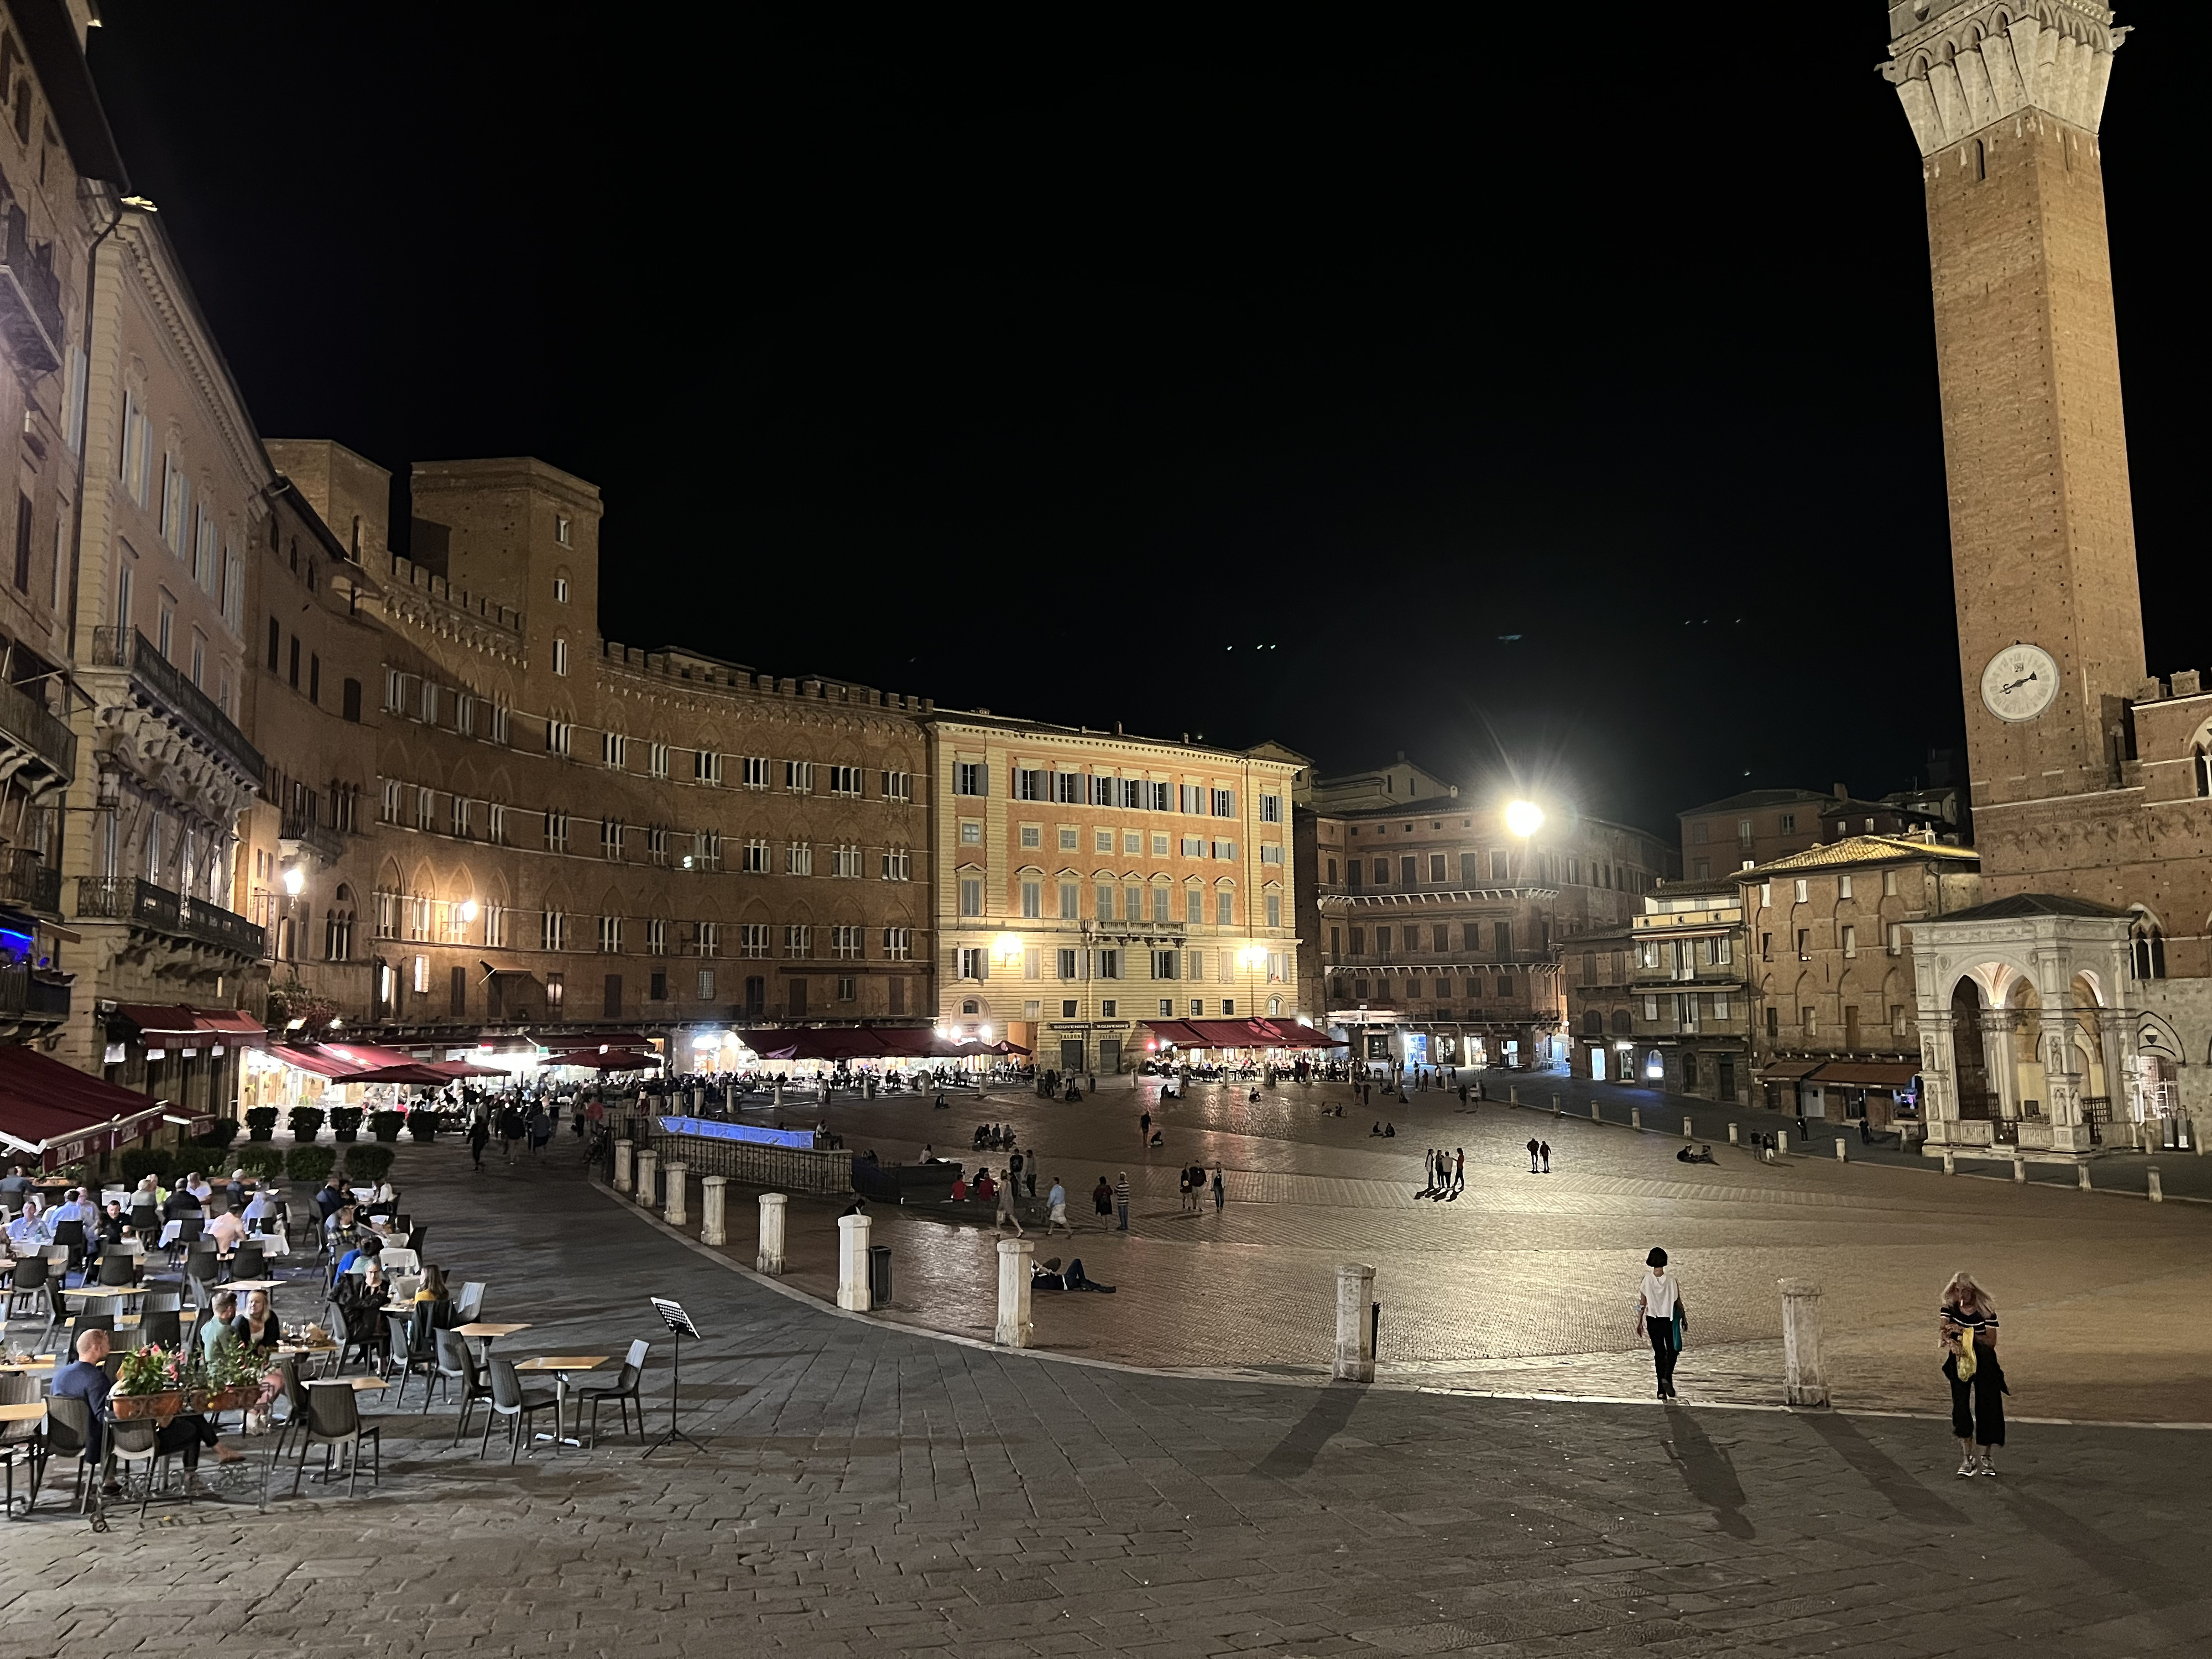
539,1050 -> 665,1071
736,1027 -> 963,1062
268,1042 -> 420,1078
1142,1020 -> 1207,1048
344,1062 -> 462,1086
1255,1020 -> 1345,1048
534,1030 -> 657,1052
113,1004 -> 269,1049
0,1046 -> 175,1159
1758,1060 -> 1822,1082
424,1060 -> 508,1079
1808,1061 -> 1922,1088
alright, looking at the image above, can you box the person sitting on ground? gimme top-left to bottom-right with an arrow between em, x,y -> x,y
1384,1123 -> 1396,1138
973,1168 -> 996,1204
1031,1256 -> 1067,1292
55,1328 -> 244,1495
951,1171 -> 969,1202
1063,1258 -> 1116,1293
1370,1122 -> 1384,1137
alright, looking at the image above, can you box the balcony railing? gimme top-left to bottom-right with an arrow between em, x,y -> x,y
0,204 -> 64,375
88,627 -> 264,785
0,849 -> 61,916
280,808 -> 347,866
0,674 -> 76,783
0,961 -> 69,1021
74,876 -> 265,957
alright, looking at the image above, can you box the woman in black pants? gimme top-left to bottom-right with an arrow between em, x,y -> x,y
1940,1271 -> 2007,1476
1633,1247 -> 1683,1400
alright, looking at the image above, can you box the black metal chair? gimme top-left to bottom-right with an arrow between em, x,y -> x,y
184,1245 -> 221,1288
579,1339 -> 650,1446
40,1394 -> 95,1514
435,1328 -> 493,1447
137,1307 -> 182,1351
228,1242 -> 267,1282
51,1219 -> 88,1280
291,1381 -> 379,1497
96,1250 -> 138,1288
384,1309 -> 441,1408
325,1297 -> 377,1373
481,1359 -> 559,1464
167,1217 -> 204,1266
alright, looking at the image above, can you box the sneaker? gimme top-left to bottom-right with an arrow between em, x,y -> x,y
1955,1456 -> 1978,1477
1976,1456 -> 1998,1478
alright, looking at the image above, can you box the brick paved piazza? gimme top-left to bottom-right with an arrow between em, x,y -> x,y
718,1071 -> 2212,1424
2,1111 -> 2209,1659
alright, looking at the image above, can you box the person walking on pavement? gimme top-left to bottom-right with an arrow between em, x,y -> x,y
1540,1140 -> 1552,1173
1452,1147 -> 1465,1194
1211,1164 -> 1225,1214
1114,1171 -> 1131,1232
995,1167 -> 1024,1237
1526,1136 -> 1541,1173
1940,1271 -> 2007,1476
1092,1176 -> 1112,1219
1140,1110 -> 1152,1144
1633,1246 -> 1684,1400
468,1112 -> 491,1173
1046,1177 -> 1072,1236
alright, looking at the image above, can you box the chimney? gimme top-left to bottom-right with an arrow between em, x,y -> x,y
1832,782 -> 1849,801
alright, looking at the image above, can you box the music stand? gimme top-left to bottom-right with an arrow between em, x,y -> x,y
643,1296 -> 705,1457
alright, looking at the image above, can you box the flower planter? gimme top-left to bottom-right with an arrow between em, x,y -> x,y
188,1385 -> 261,1413
111,1390 -> 184,1421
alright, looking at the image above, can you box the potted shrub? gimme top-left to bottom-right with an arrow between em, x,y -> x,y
118,1146 -> 173,1187
328,1106 -> 364,1142
368,1109 -> 405,1143
287,1105 -> 326,1142
236,1145 -> 286,1185
406,1109 -> 440,1141
193,1118 -> 242,1153
245,1107 -> 280,1142
111,1344 -> 185,1420
285,1143 -> 337,1186
343,1144 -> 395,1186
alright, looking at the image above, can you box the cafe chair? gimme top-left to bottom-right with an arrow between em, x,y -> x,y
228,1243 -> 267,1282
51,1219 -> 88,1280
0,1373 -> 38,1516
138,1307 -> 183,1352
166,1217 -> 203,1267
40,1394 -> 95,1514
453,1281 -> 486,1325
96,1251 -> 138,1290
580,1339 -> 650,1446
291,1381 -> 380,1498
435,1328 -> 493,1448
384,1310 -> 441,1408
104,1415 -> 185,1519
323,1297 -> 376,1374
4,1254 -> 58,1345
482,1358 -> 559,1464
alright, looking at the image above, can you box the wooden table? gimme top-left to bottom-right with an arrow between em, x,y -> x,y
515,1355 -> 609,1448
0,1400 -> 44,1515
221,1279 -> 285,1294
0,1402 -> 46,1423
60,1284 -> 139,1301
0,1359 -> 54,1374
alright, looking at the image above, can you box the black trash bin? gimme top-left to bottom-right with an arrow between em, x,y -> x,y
868,1244 -> 893,1309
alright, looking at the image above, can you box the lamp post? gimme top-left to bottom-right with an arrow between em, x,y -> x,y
1503,801 -> 1544,1070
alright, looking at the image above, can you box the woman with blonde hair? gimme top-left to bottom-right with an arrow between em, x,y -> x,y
1939,1270 -> 2007,1476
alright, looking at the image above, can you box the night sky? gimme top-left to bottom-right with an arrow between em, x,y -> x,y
85,7 -> 2205,836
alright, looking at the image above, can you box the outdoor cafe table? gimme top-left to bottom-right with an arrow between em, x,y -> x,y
1,1400 -> 46,1515
221,1279 -> 285,1295
513,1355 -> 609,1448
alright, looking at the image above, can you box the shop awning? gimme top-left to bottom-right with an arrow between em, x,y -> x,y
265,1042 -> 420,1078
1142,1020 -> 1207,1048
425,1060 -> 508,1079
533,1030 -> 657,1052
112,1004 -> 268,1049
0,1046 -> 174,1160
539,1049 -> 665,1071
1757,1059 -> 1822,1082
344,1062 -> 463,1087
1257,1020 -> 1345,1048
737,1027 -> 962,1062
1807,1060 -> 1922,1088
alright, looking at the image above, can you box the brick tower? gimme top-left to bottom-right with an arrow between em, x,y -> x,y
1881,3 -> 2139,819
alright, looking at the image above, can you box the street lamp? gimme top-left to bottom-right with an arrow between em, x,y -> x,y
458,899 -> 479,924
1240,943 -> 1267,1026
281,864 -> 305,896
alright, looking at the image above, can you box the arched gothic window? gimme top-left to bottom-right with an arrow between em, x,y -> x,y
2131,917 -> 2167,981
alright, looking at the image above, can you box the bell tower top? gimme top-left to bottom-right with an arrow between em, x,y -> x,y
1880,3 -> 2128,155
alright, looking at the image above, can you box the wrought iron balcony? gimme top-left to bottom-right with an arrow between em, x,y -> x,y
0,849 -> 61,916
0,205 -> 64,375
280,807 -> 347,867
88,627 -> 264,786
0,674 -> 75,785
73,875 -> 265,958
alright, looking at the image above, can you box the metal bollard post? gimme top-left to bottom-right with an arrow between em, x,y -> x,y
1510,1085 -> 1520,1105
612,1138 -> 634,1193
2147,1166 -> 2162,1203
2078,1164 -> 2093,1192
757,1192 -> 788,1274
1779,1279 -> 1829,1407
1590,1100 -> 1601,1122
837,1211 -> 872,1310
1334,1263 -> 1377,1382
662,1160 -> 688,1227
995,1238 -> 1035,1346
700,1176 -> 728,1246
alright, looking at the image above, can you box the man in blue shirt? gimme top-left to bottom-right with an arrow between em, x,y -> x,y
53,1330 -> 243,1495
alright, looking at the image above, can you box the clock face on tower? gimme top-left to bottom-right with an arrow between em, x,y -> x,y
1981,643 -> 2058,723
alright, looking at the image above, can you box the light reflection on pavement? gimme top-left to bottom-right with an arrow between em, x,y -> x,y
693,1071 -> 2212,1421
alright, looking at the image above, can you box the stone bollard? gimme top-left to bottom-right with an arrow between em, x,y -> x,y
837,1212 -> 872,1310
2013,1157 -> 2026,1184
692,1086 -> 705,1112
724,1082 -> 735,1114
1334,1262 -> 1377,1383
995,1237 -> 1035,1347
1552,1094 -> 1561,1117
1728,1123 -> 1740,1145
1942,1149 -> 1956,1176
1835,1138 -> 1847,1163
774,1080 -> 784,1111
1510,1085 -> 1520,1105
1590,1100 -> 1601,1121
634,1147 -> 658,1208
1779,1279 -> 1829,1407
1630,1107 -> 1642,1131
1776,1129 -> 1789,1157
2078,1164 -> 2093,1192
1683,1117 -> 1694,1138
662,1161 -> 688,1227
2148,1167 -> 2162,1203
757,1193 -> 788,1273
613,1138 -> 635,1192
700,1176 -> 728,1245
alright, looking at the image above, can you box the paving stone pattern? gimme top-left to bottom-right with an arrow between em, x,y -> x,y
5,1133 -> 2209,1657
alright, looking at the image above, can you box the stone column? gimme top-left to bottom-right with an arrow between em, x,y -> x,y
995,1238 -> 1035,1347
662,1161 -> 688,1227
1590,1100 -> 1600,1121
836,1211 -> 871,1310
613,1138 -> 634,1193
1509,1085 -> 1520,1105
1834,1138 -> 1847,1162
2038,1005 -> 2089,1152
1780,1279 -> 1828,1407
757,1193 -> 787,1274
2013,1157 -> 2026,1183
1918,1009 -> 1959,1146
634,1147 -> 658,1208
1333,1262 -> 1376,1382
700,1176 -> 728,1245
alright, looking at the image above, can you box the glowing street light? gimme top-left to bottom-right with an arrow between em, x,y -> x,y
992,932 -> 1024,967
1504,800 -> 1545,838
458,899 -> 479,924
281,864 -> 305,896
